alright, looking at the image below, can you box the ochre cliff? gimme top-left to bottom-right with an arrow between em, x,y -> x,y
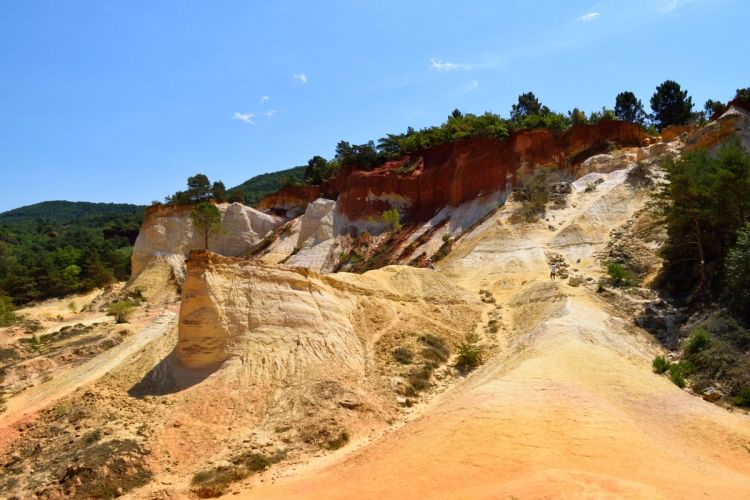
319,120 -> 647,221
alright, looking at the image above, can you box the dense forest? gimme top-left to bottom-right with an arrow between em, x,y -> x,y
0,201 -> 145,322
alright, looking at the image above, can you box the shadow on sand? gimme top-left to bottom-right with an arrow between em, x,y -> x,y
128,350 -> 222,397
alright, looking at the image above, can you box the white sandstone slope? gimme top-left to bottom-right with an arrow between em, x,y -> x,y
128,202 -> 283,299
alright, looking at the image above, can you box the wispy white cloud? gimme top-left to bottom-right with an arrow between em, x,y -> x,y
659,0 -> 679,12
659,0 -> 700,13
577,11 -> 600,22
293,73 -> 308,83
260,95 -> 270,103
232,112 -> 255,124
463,79 -> 479,93
264,110 -> 280,117
429,57 -> 472,72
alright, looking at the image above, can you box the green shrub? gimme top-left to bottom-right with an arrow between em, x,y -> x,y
732,387 -> 750,407
455,330 -> 484,372
107,300 -> 135,324
652,355 -> 670,374
684,328 -> 711,356
380,209 -> 401,231
668,361 -> 693,388
392,347 -> 414,364
515,170 -> 550,222
0,295 -> 18,327
606,262 -> 629,286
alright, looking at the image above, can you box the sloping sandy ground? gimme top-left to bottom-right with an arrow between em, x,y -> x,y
237,165 -> 750,498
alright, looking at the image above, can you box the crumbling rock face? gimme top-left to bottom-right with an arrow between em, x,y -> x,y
130,202 -> 283,287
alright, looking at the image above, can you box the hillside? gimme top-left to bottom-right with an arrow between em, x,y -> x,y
1,106 -> 750,498
0,201 -> 145,225
231,166 -> 306,205
0,201 -> 146,306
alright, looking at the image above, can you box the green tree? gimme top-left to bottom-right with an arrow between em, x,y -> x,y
187,174 -> 212,202
568,108 -> 588,125
614,91 -> 647,124
190,202 -> 223,250
588,107 -> 618,124
726,223 -> 750,319
226,189 -> 246,204
303,155 -> 331,184
658,139 -> 750,302
736,88 -> 750,100
510,92 -> 544,120
211,181 -> 226,201
704,99 -> 726,120
650,80 -> 694,130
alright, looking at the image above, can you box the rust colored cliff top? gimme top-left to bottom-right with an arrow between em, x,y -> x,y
256,120 -> 646,221
256,185 -> 321,213
324,119 -> 646,221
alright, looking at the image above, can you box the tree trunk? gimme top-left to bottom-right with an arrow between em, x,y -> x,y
693,216 -> 706,292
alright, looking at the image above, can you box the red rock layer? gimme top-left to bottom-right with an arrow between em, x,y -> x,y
321,120 -> 646,221
256,185 -> 321,213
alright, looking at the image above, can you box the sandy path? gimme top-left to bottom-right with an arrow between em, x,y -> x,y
0,311 -> 176,431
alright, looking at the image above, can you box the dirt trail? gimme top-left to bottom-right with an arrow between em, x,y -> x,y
0,311 -> 176,431
238,165 -> 750,498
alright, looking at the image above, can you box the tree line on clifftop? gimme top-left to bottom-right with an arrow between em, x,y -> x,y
164,82 -> 748,207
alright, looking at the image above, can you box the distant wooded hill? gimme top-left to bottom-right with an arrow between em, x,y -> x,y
230,166 -> 306,205
0,201 -> 146,225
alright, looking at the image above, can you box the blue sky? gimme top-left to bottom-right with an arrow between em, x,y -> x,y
1,0 -> 748,212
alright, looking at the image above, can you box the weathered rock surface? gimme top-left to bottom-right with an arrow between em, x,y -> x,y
176,251 -> 482,374
130,202 -> 283,288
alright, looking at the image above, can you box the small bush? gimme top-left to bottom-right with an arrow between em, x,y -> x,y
684,328 -> 711,356
668,361 -> 693,388
732,387 -> 750,407
606,262 -> 629,286
419,334 -> 450,363
514,169 -> 550,222
455,330 -> 484,373
326,430 -> 349,450
381,208 -> 401,231
392,347 -> 414,364
652,356 -> 670,374
407,365 -> 433,392
192,466 -> 247,498
107,300 -> 135,324
487,319 -> 499,334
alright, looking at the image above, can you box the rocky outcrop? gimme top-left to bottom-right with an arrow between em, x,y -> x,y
323,120 -> 646,222
683,105 -> 750,152
130,202 -> 283,288
175,251 -> 482,375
